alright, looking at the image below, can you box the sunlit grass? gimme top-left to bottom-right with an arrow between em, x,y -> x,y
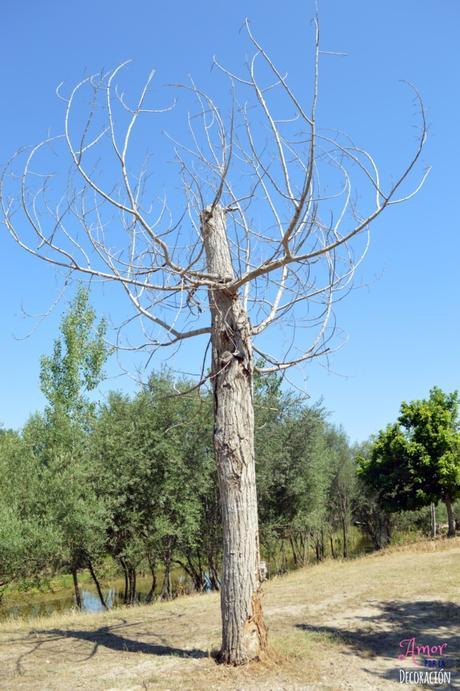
0,538 -> 458,690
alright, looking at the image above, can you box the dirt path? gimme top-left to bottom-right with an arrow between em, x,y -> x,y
0,540 -> 459,690
264,541 -> 460,689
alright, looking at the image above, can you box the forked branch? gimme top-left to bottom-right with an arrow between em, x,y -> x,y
1,19 -> 428,375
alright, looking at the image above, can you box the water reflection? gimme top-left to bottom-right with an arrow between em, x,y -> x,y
2,588 -> 128,621
3,594 -> 76,621
1,537 -> 370,622
81,588 -> 112,613
0,574 -> 197,622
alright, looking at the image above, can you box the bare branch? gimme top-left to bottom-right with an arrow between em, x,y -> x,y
1,21 -> 427,378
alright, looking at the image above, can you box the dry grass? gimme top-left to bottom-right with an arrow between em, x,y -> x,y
0,538 -> 459,690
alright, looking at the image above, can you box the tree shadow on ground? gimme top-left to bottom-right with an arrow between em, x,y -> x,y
14,618 -> 208,674
43,625 -> 208,657
296,600 -> 460,686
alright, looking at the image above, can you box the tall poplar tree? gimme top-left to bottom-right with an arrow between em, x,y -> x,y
36,287 -> 110,604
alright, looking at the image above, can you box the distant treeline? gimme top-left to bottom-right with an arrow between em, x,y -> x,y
0,290 -> 457,608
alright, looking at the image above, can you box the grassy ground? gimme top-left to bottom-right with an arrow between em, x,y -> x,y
0,538 -> 458,690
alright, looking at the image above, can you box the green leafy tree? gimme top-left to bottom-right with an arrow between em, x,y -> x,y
92,372 -> 216,602
0,430 -> 59,591
91,391 -> 144,603
254,371 -> 290,566
255,376 -> 332,568
353,440 -> 393,550
326,427 -> 355,558
359,387 -> 460,537
40,286 -> 108,425
30,287 -> 110,605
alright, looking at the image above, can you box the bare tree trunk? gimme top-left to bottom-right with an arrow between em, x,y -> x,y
330,535 -> 336,559
289,534 -> 299,567
71,568 -> 82,610
145,560 -> 157,604
130,567 -> 137,603
175,556 -> 205,592
159,555 -> 173,601
120,558 -> 130,604
445,497 -> 456,538
202,206 -> 266,665
145,558 -> 157,604
303,533 -> 309,565
87,559 -> 108,609
315,538 -> 322,563
430,503 -> 437,539
342,518 -> 348,559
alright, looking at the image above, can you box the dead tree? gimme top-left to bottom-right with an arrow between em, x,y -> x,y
1,19 -> 427,664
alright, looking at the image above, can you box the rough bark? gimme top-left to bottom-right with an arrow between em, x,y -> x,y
159,551 -> 173,601
445,497 -> 456,538
71,568 -> 82,610
202,205 -> 267,665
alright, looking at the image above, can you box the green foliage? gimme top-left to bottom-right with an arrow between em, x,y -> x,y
40,285 -> 108,425
353,440 -> 392,550
399,387 -> 460,503
326,428 -> 356,556
255,377 -> 351,565
5,294 -> 449,602
18,287 -> 111,588
0,430 -> 60,588
359,387 -> 460,513
91,371 -> 217,594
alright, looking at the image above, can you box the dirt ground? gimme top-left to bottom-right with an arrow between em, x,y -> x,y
0,539 -> 459,690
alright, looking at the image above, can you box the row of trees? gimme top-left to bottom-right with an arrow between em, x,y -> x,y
0,291 -> 355,600
1,289 -> 458,611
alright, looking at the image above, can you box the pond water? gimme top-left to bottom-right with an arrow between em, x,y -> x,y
2,589 -> 104,621
1,534 -> 370,622
0,574 -> 196,622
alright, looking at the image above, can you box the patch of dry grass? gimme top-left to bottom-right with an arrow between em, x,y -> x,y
0,538 -> 458,690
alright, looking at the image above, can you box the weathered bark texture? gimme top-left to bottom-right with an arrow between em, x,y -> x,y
202,205 -> 267,665
159,555 -> 173,601
71,568 -> 82,610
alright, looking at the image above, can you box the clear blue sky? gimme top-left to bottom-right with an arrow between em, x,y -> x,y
1,0 -> 459,442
